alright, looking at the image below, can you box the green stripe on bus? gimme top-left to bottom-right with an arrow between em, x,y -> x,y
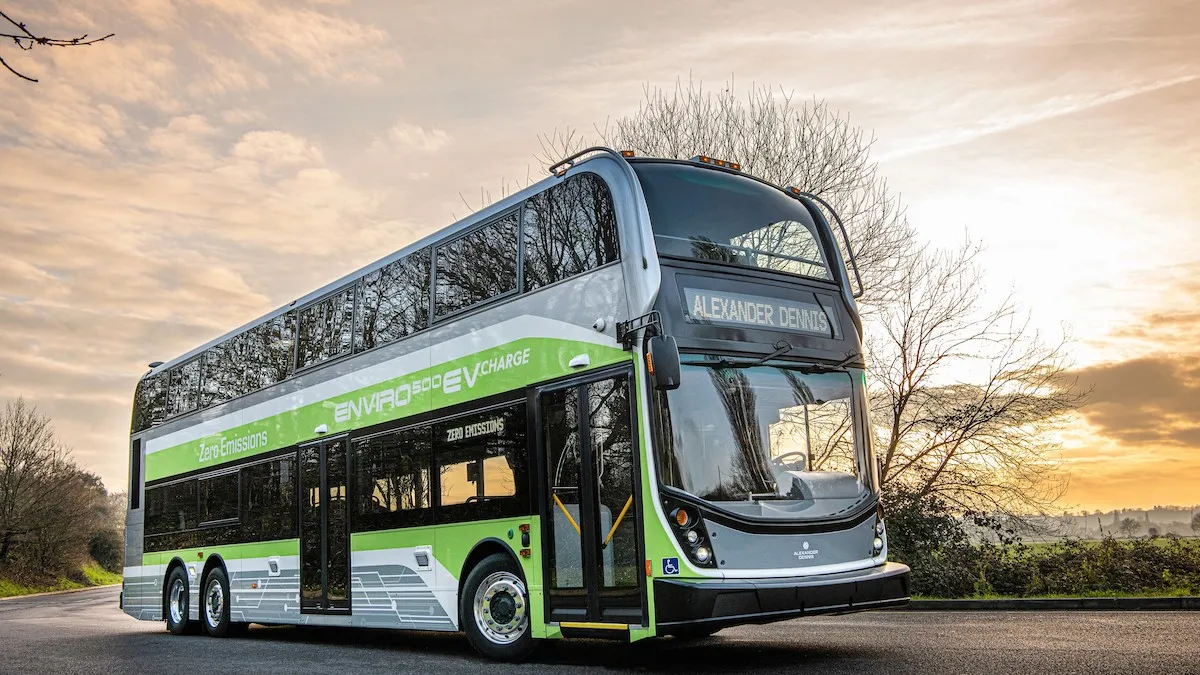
146,337 -> 628,481
144,538 -> 299,566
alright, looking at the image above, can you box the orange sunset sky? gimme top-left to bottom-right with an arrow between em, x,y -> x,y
0,0 -> 1197,512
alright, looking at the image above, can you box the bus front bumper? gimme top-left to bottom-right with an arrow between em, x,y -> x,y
654,562 -> 910,632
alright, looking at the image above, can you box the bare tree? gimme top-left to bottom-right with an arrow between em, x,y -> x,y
1117,517 -> 1142,539
1191,511 -> 1200,536
869,240 -> 1083,514
0,8 -> 113,83
0,398 -> 104,568
537,78 -> 917,306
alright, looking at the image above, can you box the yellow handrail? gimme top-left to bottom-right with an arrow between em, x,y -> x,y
552,493 -> 581,535
604,496 -> 634,546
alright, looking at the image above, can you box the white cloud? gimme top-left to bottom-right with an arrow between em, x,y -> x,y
231,130 -> 325,168
369,121 -> 452,155
195,0 -> 402,84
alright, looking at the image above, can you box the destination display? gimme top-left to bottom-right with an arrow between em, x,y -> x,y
683,287 -> 839,338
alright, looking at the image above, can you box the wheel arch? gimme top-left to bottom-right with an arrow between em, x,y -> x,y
457,538 -> 524,625
162,556 -> 188,618
201,553 -> 228,588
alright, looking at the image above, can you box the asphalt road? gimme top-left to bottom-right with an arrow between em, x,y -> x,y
1,587 -> 1196,675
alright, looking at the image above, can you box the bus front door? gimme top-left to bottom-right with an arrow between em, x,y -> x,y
539,371 -> 644,628
299,436 -> 351,615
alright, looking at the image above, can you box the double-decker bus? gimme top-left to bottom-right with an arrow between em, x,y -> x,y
121,147 -> 909,661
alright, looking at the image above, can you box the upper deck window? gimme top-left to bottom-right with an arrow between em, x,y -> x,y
522,172 -> 620,291
434,211 -> 519,318
632,163 -> 831,281
356,248 -> 431,352
297,287 -> 354,370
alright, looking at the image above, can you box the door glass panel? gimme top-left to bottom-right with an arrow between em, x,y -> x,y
325,439 -> 349,607
299,446 -> 322,606
543,387 -> 583,590
588,378 -> 638,589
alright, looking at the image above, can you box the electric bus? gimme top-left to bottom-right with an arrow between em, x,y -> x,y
121,147 -> 909,661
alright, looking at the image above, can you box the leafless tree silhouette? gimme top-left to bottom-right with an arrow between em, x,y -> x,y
0,8 -> 113,83
0,399 -> 107,571
869,240 -> 1085,514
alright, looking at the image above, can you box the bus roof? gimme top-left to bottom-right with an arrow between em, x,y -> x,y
141,151 -> 812,379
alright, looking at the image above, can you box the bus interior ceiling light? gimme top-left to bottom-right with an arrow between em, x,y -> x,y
691,155 -> 741,171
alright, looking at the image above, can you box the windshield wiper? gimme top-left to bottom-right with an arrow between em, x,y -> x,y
697,345 -> 856,371
798,350 -> 862,373
751,340 -> 793,366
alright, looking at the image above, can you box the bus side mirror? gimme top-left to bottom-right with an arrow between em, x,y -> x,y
647,335 -> 681,390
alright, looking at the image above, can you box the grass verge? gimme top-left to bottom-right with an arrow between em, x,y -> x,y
0,561 -> 120,599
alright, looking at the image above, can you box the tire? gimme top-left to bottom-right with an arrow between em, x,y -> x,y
460,553 -> 536,662
165,566 -> 191,635
201,567 -> 236,637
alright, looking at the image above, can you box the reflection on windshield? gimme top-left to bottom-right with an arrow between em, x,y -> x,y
656,361 -> 870,520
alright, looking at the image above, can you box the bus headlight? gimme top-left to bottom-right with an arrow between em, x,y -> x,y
875,520 -> 885,536
662,496 -> 718,569
872,537 -> 884,554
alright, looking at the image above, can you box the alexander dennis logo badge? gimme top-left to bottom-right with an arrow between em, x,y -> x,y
794,541 -> 818,561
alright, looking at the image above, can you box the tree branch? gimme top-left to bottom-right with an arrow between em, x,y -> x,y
0,8 -> 114,82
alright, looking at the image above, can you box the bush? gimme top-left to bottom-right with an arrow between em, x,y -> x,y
885,490 -> 1200,597
89,528 -> 123,573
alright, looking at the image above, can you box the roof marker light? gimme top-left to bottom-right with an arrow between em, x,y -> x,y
619,150 -> 635,158
691,155 -> 741,171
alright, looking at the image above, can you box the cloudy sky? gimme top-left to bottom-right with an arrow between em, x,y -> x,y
1,0 -> 1196,512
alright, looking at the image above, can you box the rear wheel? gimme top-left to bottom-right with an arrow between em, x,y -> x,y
165,567 -> 190,635
460,553 -> 536,662
202,567 -> 235,637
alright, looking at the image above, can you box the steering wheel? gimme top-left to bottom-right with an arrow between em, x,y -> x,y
771,451 -> 807,468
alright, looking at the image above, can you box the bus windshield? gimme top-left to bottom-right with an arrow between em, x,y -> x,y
633,162 -> 831,281
655,358 -> 873,521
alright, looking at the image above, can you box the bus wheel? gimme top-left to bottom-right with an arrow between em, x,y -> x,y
165,566 -> 190,635
460,553 -> 536,662
202,567 -> 235,637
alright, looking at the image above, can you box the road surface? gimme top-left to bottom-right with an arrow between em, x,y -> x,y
0,587 -> 1195,674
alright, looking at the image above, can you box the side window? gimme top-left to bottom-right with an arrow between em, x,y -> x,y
434,402 -> 529,523
523,172 -> 620,291
356,249 -> 431,352
297,286 -> 355,370
132,374 -> 166,433
166,358 -> 201,417
201,340 -> 244,408
241,456 -> 296,541
434,212 -> 519,318
353,426 -> 433,531
145,479 -> 198,535
198,471 -> 239,525
129,439 -> 142,510
245,312 -> 296,390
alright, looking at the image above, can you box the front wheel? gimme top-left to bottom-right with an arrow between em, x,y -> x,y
460,554 -> 536,662
165,567 -> 190,635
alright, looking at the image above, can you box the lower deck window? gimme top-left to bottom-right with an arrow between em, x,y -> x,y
434,403 -> 529,522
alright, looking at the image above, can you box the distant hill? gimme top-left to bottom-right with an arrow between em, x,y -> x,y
963,506 -> 1199,542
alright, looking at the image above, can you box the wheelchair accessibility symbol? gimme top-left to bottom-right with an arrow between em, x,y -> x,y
662,557 -> 680,575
